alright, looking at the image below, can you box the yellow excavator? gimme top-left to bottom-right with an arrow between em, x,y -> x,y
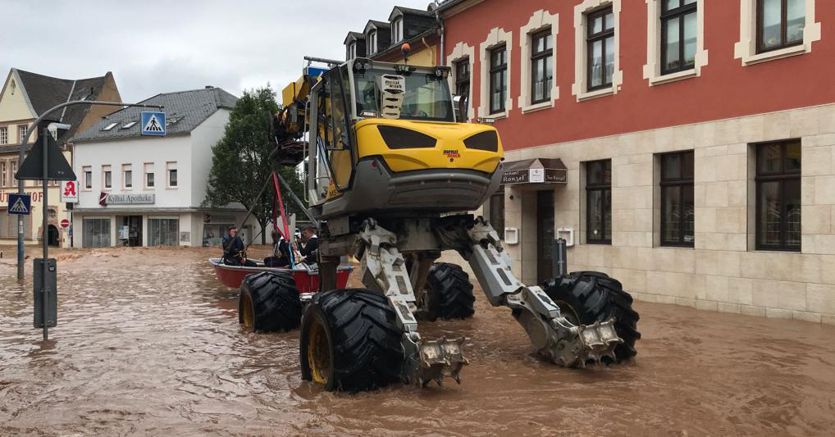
240,55 -> 640,392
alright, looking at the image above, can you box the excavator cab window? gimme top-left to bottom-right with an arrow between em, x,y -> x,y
310,66 -> 354,201
353,65 -> 454,122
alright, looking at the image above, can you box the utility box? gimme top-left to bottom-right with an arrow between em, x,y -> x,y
33,258 -> 57,328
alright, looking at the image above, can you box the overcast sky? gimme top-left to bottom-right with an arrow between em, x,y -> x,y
0,0 -> 434,102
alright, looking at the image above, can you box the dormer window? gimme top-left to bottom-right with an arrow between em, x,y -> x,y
368,31 -> 378,55
347,42 -> 357,60
392,18 -> 404,43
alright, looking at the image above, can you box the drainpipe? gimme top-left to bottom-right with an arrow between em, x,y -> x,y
433,0 -> 445,65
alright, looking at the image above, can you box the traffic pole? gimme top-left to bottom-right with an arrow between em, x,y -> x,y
17,132 -> 25,283
41,128 -> 49,341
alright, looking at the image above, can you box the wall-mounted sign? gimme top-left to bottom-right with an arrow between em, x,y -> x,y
501,158 -> 567,185
61,180 -> 79,203
101,193 -> 155,206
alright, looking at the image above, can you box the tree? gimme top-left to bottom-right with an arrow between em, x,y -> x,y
203,87 -> 305,244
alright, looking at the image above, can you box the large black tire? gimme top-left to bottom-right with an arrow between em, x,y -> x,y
542,271 -> 641,362
299,289 -> 404,392
422,263 -> 475,320
239,271 -> 302,332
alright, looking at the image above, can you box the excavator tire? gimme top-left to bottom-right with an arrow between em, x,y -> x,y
300,289 -> 404,392
239,271 -> 301,332
542,271 -> 640,362
423,263 -> 475,320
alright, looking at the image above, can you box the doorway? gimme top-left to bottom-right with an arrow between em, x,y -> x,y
119,216 -> 143,247
536,190 -> 555,284
47,225 -> 60,247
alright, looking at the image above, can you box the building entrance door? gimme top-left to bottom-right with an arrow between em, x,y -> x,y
536,190 -> 555,283
119,216 -> 143,247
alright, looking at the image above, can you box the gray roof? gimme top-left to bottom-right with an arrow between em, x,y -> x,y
72,87 -> 237,144
14,69 -> 114,141
344,31 -> 366,44
389,6 -> 434,20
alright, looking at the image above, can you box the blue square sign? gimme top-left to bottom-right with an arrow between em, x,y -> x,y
7,193 -> 31,215
141,111 -> 166,136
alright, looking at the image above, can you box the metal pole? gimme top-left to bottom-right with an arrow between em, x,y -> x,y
273,170 -> 318,226
14,100 -> 163,282
41,129 -> 49,341
554,238 -> 568,278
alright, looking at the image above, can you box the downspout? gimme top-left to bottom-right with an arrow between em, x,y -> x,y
433,1 -> 445,65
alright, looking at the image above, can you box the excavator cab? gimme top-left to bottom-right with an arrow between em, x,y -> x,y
300,58 -> 504,220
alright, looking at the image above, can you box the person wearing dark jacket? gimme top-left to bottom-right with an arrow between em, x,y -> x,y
298,226 -> 318,265
264,230 -> 292,267
222,226 -> 256,267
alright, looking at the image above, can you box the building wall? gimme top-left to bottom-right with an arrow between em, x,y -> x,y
189,110 -> 230,207
498,103 -> 835,325
442,0 -> 833,150
78,73 -> 122,136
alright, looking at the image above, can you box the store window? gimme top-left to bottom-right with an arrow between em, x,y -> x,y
659,151 -> 695,247
756,140 -> 801,251
531,28 -> 554,104
83,218 -> 111,248
661,0 -> 698,74
586,7 -> 615,91
148,218 -> 179,246
586,159 -> 612,244
489,45 -> 508,114
757,0 -> 805,53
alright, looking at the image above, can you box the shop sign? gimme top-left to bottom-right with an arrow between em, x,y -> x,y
104,193 -> 155,205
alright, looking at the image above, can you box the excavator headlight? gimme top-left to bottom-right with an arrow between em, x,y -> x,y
463,131 -> 499,152
378,126 -> 437,149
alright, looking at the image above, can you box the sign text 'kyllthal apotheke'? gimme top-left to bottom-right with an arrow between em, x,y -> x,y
103,193 -> 156,205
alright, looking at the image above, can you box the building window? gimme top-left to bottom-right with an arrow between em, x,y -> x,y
148,218 -> 179,246
10,160 -> 17,186
454,57 -> 470,119
586,7 -> 615,91
757,0 -> 805,53
489,188 -> 506,239
145,163 -> 155,189
347,42 -> 357,60
530,28 -> 553,104
368,31 -> 378,55
659,151 -> 695,247
83,218 -> 111,248
18,125 -> 28,144
167,162 -> 178,188
83,166 -> 92,190
0,161 -> 6,187
756,140 -> 801,251
661,0 -> 698,74
102,165 -> 112,190
586,159 -> 612,244
0,127 -> 7,145
123,164 -> 132,189
392,18 -> 403,43
489,45 -> 508,114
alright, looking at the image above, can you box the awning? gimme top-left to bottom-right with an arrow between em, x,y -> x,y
501,158 -> 567,185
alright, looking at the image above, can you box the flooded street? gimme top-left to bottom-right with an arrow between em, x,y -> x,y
1,247 -> 835,436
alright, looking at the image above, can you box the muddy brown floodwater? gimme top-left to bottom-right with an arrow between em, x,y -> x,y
1,247 -> 835,436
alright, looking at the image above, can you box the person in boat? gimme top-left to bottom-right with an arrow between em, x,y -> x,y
222,226 -> 256,267
264,230 -> 292,268
298,226 -> 319,265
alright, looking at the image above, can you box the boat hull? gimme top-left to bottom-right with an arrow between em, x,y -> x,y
209,258 -> 351,291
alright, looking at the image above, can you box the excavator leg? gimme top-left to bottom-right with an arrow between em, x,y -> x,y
434,215 -> 623,366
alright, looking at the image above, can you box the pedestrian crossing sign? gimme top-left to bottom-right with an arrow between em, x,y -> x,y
141,111 -> 166,136
7,194 -> 31,215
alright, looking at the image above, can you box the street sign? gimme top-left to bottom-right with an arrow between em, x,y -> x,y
61,180 -> 79,203
141,111 -> 166,136
60,219 -> 70,229
16,134 -> 76,181
7,194 -> 31,215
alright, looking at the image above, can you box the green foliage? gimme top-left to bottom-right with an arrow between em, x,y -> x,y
203,86 -> 305,244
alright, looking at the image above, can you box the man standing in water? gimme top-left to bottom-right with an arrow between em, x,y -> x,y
222,226 -> 255,266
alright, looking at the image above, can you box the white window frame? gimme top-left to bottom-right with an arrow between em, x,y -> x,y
144,162 -> 155,190
479,27 -> 513,120
572,0 -> 623,102
82,166 -> 92,191
519,9 -> 560,113
447,41 -> 475,122
0,161 -> 6,188
18,125 -> 28,144
734,0 -> 821,65
102,165 -> 112,191
347,42 -> 357,60
368,30 -> 378,56
393,18 -> 404,43
166,161 -> 178,189
0,127 -> 7,145
10,160 -> 17,187
122,164 -> 133,190
643,0 -> 709,86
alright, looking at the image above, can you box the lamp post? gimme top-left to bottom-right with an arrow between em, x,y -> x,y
16,100 -> 163,284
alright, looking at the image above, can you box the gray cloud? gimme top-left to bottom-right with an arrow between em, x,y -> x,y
0,0 -> 434,102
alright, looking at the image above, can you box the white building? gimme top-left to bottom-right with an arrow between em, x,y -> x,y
70,87 -> 259,248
